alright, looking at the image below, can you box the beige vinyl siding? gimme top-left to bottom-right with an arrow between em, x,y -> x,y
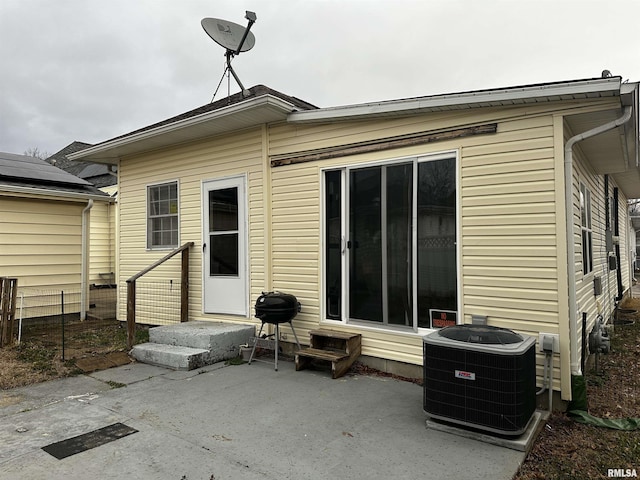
462,115 -> 565,394
559,121 -> 634,397
0,195 -> 84,318
572,147 -> 632,341
268,108 -> 561,367
269,101 -> 604,157
461,115 -> 559,336
89,200 -> 115,285
116,127 -> 266,325
100,184 -> 117,288
270,163 -> 321,338
0,196 -> 83,289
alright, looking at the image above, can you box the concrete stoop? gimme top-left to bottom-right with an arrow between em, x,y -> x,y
130,321 -> 255,371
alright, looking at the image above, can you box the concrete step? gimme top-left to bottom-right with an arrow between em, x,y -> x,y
131,321 -> 255,371
130,343 -> 210,371
149,321 -> 254,350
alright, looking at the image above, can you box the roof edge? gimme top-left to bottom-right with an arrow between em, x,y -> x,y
288,77 -> 624,124
0,184 -> 114,202
68,94 -> 300,162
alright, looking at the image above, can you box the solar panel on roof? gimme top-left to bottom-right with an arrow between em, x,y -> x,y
0,152 -> 91,187
78,163 -> 110,179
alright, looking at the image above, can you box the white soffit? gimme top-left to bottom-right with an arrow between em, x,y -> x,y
68,95 -> 297,163
612,169 -> 640,199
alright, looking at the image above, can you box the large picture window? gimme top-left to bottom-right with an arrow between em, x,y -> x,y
580,182 -> 593,275
324,155 -> 457,330
147,181 -> 178,249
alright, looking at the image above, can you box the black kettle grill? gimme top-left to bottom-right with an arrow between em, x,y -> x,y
248,291 -> 302,371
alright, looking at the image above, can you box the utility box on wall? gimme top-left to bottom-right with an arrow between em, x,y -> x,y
606,230 -> 613,252
594,276 -> 602,296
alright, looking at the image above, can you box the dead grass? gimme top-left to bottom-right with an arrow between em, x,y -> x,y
0,323 -> 148,390
0,347 -> 62,389
513,296 -> 640,480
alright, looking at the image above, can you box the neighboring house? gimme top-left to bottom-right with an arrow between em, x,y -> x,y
0,151 -> 114,318
47,142 -> 118,287
70,78 -> 640,403
47,140 -> 117,189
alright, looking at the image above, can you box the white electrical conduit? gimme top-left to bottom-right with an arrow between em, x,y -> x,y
564,106 -> 633,376
17,292 -> 24,344
536,353 -> 550,395
536,352 -> 553,412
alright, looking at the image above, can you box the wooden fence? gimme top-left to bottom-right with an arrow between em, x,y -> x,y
1,277 -> 18,347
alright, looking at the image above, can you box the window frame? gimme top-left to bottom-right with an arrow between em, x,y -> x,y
146,180 -> 180,250
321,151 -> 459,333
579,182 -> 593,275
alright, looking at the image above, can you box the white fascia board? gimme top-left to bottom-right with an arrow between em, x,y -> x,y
0,185 -> 114,202
68,95 -> 297,162
288,78 -> 623,124
621,82 -> 639,101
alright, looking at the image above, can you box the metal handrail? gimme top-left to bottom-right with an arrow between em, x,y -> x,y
126,242 -> 194,348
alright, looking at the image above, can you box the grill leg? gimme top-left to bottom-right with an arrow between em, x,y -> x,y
248,322 -> 265,365
289,321 -> 301,350
274,324 -> 279,371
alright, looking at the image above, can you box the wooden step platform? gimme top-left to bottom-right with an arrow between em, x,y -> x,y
295,329 -> 361,379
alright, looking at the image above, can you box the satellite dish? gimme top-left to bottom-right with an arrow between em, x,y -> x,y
201,18 -> 255,53
202,11 -> 257,101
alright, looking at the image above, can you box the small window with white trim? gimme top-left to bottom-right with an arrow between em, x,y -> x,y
147,181 -> 179,249
580,182 -> 593,275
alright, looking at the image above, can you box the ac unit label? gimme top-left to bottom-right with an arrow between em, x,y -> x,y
455,370 -> 476,380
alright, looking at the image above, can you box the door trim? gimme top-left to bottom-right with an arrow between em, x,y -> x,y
201,174 -> 249,316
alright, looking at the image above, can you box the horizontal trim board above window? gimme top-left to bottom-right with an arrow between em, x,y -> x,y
270,123 -> 497,167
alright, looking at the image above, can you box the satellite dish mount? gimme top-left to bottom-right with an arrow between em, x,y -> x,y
202,11 -> 257,101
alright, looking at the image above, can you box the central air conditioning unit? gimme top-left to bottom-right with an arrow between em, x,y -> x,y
423,324 -> 537,436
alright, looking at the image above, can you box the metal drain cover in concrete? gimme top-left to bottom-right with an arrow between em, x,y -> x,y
42,423 -> 138,459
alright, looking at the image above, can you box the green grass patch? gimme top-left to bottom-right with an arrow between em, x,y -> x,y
225,356 -> 246,366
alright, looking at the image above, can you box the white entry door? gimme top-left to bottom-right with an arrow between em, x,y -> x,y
202,176 -> 248,315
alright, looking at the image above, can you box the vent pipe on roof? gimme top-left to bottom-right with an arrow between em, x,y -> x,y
564,106 -> 632,377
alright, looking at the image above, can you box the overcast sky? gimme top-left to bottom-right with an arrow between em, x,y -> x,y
1,0 -> 639,156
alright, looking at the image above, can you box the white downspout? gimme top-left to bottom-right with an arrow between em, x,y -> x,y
564,106 -> 632,375
81,199 -> 94,321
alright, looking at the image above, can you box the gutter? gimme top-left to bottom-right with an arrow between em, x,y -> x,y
0,184 -> 113,203
81,200 -> 94,321
289,77 -> 622,124
564,106 -> 633,375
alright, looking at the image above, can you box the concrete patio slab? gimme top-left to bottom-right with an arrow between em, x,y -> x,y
0,359 -> 528,479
